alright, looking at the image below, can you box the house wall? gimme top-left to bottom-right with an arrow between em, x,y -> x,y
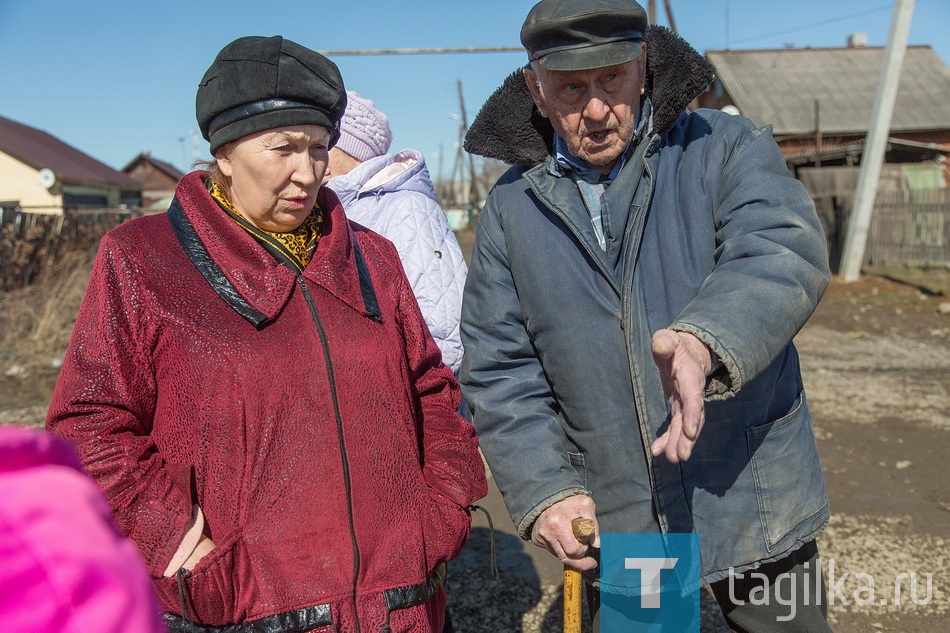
61,183 -> 124,208
777,131 -> 950,156
128,161 -> 179,191
0,151 -> 62,214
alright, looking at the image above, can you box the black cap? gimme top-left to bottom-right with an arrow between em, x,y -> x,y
196,36 -> 347,154
521,0 -> 647,71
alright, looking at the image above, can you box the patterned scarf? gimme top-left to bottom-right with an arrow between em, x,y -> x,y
208,179 -> 323,274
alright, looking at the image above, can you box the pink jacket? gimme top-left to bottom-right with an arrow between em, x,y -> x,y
0,425 -> 165,633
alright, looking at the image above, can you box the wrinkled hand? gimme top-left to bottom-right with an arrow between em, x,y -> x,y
650,329 -> 713,464
182,535 -> 216,571
531,495 -> 600,571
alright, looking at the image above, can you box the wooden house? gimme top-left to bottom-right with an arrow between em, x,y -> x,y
698,43 -> 950,172
697,43 -> 950,267
122,151 -> 184,213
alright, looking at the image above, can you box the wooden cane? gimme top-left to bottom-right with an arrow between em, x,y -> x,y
564,517 -> 595,633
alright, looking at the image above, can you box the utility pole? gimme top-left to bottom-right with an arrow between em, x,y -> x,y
662,0 -> 677,33
839,0 -> 915,282
648,0 -> 656,24
457,80 -> 480,210
189,129 -> 201,167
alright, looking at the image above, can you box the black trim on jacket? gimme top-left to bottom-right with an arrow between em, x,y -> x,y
168,198 -> 271,328
383,563 -> 447,612
163,564 -> 446,633
164,603 -> 333,633
168,199 -> 383,327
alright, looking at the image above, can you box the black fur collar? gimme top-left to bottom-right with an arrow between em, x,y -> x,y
464,26 -> 715,165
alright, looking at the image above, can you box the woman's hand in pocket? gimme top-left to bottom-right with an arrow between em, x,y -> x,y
183,535 -> 216,571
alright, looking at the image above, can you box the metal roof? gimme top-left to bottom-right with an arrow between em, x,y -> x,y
0,115 -> 141,188
706,46 -> 950,136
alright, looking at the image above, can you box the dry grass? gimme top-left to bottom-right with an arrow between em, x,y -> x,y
0,209 -> 126,369
0,249 -> 93,369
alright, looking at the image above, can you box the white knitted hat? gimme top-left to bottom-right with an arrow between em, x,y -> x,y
335,90 -> 393,161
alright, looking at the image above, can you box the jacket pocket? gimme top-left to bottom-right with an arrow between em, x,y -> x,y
422,495 -> 471,571
746,392 -> 828,553
154,532 -> 245,625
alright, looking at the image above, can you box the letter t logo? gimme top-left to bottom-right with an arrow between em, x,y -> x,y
624,558 -> 679,608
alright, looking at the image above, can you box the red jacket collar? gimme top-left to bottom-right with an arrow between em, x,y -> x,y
172,172 -> 371,324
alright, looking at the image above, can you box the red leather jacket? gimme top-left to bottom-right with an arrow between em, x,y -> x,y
48,172 -> 487,632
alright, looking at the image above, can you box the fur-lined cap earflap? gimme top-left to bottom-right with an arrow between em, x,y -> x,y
464,25 -> 715,165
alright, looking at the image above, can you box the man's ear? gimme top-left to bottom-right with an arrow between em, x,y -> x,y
638,42 -> 648,93
522,66 -> 548,118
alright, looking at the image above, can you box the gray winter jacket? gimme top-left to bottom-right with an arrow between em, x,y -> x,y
459,27 -> 831,584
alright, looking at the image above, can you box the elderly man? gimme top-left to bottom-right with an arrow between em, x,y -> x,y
460,0 -> 833,630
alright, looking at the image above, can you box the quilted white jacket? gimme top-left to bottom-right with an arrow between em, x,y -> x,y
327,149 -> 467,374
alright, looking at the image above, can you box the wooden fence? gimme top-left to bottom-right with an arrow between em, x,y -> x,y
865,189 -> 950,267
811,188 -> 950,270
0,208 -> 131,291
3,190 -> 948,290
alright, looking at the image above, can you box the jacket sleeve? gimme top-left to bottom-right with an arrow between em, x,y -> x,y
387,245 -> 487,564
46,234 -> 193,577
670,117 -> 831,398
377,191 -> 468,375
460,195 -> 588,540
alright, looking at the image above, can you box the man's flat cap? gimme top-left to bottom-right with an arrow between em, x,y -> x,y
521,0 -> 647,71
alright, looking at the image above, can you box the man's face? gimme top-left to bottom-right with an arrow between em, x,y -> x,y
525,46 -> 646,175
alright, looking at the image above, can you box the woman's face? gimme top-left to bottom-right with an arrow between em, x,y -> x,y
216,125 -> 331,232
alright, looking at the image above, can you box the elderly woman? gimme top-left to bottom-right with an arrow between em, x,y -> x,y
47,35 -> 486,633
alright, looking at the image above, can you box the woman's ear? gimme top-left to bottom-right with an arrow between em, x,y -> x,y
215,148 -> 233,178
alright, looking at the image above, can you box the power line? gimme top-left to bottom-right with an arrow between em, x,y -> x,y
728,4 -> 893,47
316,46 -> 522,56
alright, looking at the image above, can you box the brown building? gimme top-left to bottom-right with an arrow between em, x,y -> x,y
122,151 -> 185,213
697,43 -> 950,268
698,43 -> 950,172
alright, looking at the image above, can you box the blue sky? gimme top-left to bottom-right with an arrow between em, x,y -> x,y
1,0 -> 947,181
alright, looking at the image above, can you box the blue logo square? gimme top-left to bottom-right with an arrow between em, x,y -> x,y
600,533 -> 701,632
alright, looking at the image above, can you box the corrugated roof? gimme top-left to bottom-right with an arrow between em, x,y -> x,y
0,115 -> 141,188
706,46 -> 950,136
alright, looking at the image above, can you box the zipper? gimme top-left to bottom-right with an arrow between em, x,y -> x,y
297,276 -> 362,633
176,567 -> 195,633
